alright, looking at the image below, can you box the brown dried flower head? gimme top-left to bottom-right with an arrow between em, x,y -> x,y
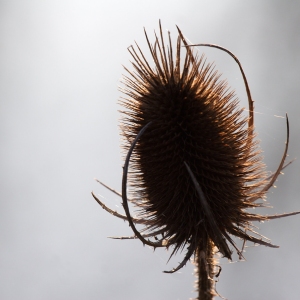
93,21 -> 299,275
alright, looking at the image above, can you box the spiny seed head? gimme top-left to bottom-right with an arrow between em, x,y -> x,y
93,22 -> 298,275
120,23 -> 274,257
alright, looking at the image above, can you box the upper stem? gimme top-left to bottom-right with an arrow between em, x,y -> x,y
194,236 -> 218,300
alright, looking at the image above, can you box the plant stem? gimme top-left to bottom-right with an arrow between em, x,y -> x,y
194,236 -> 217,300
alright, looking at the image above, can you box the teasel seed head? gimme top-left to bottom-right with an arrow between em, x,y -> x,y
93,21 -> 300,277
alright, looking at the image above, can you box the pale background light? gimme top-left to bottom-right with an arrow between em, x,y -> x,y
1,1 -> 299,299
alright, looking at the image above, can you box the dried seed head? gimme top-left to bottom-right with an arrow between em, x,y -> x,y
93,21 -> 299,275
121,22 -> 276,256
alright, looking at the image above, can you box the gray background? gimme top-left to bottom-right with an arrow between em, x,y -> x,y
1,1 -> 300,299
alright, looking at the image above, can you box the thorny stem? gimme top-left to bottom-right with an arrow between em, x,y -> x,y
194,236 -> 218,300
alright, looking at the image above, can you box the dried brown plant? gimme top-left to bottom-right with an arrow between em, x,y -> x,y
92,21 -> 300,299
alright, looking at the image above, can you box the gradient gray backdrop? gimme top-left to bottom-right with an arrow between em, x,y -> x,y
1,1 -> 300,299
